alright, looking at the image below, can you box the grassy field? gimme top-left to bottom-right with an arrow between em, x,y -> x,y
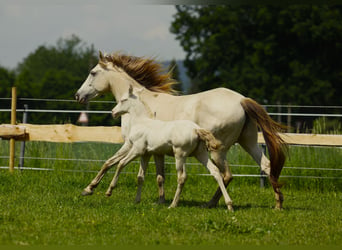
0,140 -> 341,246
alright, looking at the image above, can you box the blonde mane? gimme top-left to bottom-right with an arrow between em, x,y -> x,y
99,52 -> 178,94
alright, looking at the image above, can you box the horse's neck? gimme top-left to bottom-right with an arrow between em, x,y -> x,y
108,71 -> 142,100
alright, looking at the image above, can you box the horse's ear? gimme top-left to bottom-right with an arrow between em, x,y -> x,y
99,51 -> 104,61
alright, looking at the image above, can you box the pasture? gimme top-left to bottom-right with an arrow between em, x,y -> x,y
0,140 -> 341,246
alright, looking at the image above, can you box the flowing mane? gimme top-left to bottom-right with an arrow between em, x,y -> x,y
99,52 -> 178,94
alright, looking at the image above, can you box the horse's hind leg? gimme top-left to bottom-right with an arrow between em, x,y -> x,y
82,142 -> 131,196
169,156 -> 187,208
154,155 -> 166,204
194,147 -> 233,211
238,121 -> 283,209
206,149 -> 233,208
135,154 -> 151,203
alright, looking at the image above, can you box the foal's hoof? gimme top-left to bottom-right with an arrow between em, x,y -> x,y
81,189 -> 93,196
105,191 -> 112,197
274,205 -> 283,211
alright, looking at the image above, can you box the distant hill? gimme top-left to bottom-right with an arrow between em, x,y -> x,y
162,60 -> 191,93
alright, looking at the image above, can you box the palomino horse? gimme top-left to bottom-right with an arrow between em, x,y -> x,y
75,52 -> 286,209
83,86 -> 234,210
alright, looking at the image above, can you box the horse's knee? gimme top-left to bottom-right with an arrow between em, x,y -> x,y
177,175 -> 187,185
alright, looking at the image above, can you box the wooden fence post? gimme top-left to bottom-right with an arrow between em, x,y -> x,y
9,87 -> 17,173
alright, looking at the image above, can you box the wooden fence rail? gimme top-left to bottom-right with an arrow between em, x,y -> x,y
1,123 -> 342,146
1,123 -> 342,173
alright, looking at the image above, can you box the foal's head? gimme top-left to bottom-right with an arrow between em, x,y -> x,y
112,86 -> 150,118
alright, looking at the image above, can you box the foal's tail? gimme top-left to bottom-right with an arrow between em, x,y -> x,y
240,98 -> 287,188
195,129 -> 222,152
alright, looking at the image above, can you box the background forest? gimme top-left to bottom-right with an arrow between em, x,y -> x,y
0,5 -> 341,128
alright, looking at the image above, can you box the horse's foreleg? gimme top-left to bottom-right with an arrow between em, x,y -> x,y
206,150 -> 232,208
154,154 -> 166,204
82,142 -> 131,196
169,156 -> 187,208
135,154 -> 151,203
105,148 -> 139,197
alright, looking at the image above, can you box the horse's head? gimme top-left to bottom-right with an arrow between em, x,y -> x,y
75,52 -> 112,104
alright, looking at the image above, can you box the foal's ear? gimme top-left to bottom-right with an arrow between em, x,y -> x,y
128,85 -> 134,96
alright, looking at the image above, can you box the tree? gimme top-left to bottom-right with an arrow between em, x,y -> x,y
0,66 -> 15,123
168,59 -> 183,93
13,35 -> 115,125
170,5 -> 342,106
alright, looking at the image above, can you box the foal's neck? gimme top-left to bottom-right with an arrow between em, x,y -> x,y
128,101 -> 153,122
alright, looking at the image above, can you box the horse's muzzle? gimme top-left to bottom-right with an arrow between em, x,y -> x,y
75,93 -> 87,104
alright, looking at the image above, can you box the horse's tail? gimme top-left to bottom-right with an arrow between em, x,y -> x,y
240,98 -> 287,187
195,128 -> 222,152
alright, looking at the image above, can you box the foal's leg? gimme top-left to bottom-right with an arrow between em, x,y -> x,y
82,142 -> 132,195
206,149 -> 233,208
154,155 -> 166,204
135,154 -> 151,203
194,147 -> 233,211
169,156 -> 187,208
105,148 -> 139,197
238,121 -> 283,209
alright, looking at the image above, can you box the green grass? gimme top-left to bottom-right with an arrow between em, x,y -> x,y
0,170 -> 341,246
0,140 -> 341,246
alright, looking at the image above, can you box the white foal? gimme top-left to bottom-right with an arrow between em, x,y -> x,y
82,86 -> 234,210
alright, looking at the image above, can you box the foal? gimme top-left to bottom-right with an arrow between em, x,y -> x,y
82,86 -> 234,210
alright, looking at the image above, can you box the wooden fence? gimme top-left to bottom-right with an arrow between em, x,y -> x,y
1,87 -> 342,172
1,123 -> 342,172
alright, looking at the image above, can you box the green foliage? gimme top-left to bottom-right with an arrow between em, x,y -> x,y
171,5 -> 342,105
0,66 -> 15,123
168,59 -> 183,93
5,34 -> 115,125
312,117 -> 342,134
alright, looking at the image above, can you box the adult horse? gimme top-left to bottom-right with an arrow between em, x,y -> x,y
75,52 -> 286,209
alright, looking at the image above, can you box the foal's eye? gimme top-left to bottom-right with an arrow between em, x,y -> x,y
90,71 -> 97,77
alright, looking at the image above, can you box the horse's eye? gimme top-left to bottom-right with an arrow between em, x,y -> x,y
90,71 -> 97,77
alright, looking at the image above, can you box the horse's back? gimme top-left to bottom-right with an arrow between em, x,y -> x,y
180,88 -> 246,144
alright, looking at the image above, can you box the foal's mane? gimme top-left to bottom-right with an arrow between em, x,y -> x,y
99,52 -> 178,94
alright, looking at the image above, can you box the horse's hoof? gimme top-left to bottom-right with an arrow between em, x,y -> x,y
81,190 -> 93,196
205,201 -> 217,209
227,204 -> 234,212
158,196 -> 166,204
105,192 -> 112,197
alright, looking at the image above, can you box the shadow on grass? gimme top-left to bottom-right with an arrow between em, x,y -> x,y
159,198 -> 316,212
